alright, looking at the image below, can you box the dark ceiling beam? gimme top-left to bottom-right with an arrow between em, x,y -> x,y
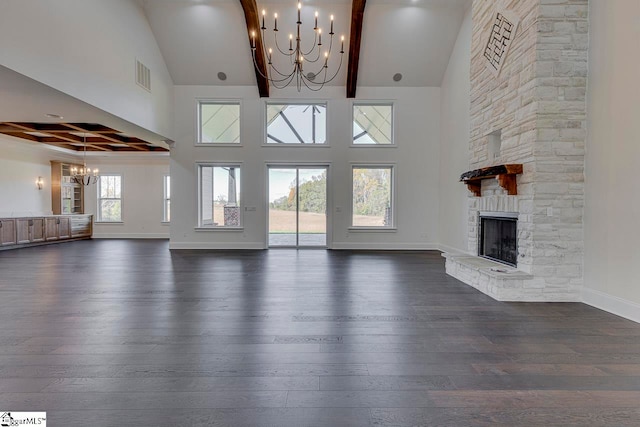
346,0 -> 366,98
0,131 -> 40,142
63,123 -> 148,151
239,0 -> 270,97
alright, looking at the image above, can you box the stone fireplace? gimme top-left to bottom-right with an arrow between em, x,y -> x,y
443,0 -> 588,302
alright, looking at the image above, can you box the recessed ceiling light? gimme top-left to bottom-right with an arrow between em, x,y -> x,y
45,113 -> 63,119
393,73 -> 403,82
217,72 -> 227,81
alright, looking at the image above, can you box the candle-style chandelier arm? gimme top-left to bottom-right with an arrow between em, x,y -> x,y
300,51 -> 344,91
271,29 -> 296,57
300,28 -> 319,57
271,72 -> 298,90
251,48 -> 297,82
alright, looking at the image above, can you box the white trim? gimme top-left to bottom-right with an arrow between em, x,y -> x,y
263,100 -> 329,146
195,99 -> 242,145
331,242 -> 440,250
194,227 -> 244,232
350,163 -> 396,229
196,162 -> 243,228
582,287 -> 640,324
93,233 -> 169,239
350,101 -> 396,147
348,227 -> 397,233
169,242 -> 264,250
97,173 -> 123,223
163,174 -> 171,223
265,163 -> 332,249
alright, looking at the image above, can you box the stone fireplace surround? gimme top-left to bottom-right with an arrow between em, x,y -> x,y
444,0 -> 588,302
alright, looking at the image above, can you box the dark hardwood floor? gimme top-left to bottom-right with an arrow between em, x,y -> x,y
1,239 -> 639,426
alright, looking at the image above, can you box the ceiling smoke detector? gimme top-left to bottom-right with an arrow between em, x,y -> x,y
45,113 -> 63,120
393,73 -> 403,82
306,72 -> 316,81
217,72 -> 227,81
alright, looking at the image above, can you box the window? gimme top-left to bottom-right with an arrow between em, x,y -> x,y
198,101 -> 240,144
352,166 -> 394,228
98,175 -> 122,222
352,103 -> 393,145
266,103 -> 327,144
198,165 -> 242,228
163,175 -> 171,222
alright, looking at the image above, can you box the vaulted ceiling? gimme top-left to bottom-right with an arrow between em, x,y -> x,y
0,0 -> 469,156
139,0 -> 470,89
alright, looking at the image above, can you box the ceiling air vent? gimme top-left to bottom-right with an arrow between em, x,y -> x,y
136,59 -> 151,92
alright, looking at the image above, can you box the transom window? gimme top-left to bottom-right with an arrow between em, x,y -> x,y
97,174 -> 122,222
198,165 -> 242,228
351,166 -> 394,228
353,103 -> 394,145
266,103 -> 327,144
198,101 -> 240,144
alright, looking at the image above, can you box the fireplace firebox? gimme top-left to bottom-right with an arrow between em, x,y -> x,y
478,211 -> 518,267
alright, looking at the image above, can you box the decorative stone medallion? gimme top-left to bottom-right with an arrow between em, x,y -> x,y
483,9 -> 520,77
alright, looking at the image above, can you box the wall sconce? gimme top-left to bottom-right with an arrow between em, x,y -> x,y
36,176 -> 44,190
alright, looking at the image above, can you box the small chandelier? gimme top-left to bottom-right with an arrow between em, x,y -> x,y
71,134 -> 98,185
250,2 -> 345,91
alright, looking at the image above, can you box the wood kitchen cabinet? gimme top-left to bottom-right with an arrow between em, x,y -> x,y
0,219 -> 17,246
0,215 -> 92,251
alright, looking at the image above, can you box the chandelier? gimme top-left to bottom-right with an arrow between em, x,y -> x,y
70,134 -> 98,185
250,2 -> 345,91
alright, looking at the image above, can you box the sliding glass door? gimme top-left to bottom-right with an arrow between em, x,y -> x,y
268,166 -> 327,248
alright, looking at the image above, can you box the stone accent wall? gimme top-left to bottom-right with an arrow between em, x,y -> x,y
462,0 -> 588,301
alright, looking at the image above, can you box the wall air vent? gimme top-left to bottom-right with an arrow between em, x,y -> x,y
136,59 -> 151,92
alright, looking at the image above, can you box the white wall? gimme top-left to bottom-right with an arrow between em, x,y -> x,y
438,4 -> 472,254
583,0 -> 640,321
170,85 -> 441,249
84,156 -> 170,239
0,134 -> 170,238
0,0 -> 173,138
0,136 -> 77,217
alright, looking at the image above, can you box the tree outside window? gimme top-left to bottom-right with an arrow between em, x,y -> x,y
98,175 -> 122,222
352,167 -> 393,227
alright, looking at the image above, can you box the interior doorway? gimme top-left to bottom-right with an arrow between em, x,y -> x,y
268,166 -> 328,248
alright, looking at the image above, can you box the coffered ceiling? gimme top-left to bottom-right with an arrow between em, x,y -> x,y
0,122 -> 168,152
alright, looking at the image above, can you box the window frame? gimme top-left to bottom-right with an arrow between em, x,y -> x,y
263,100 -> 330,147
350,101 -> 396,147
97,174 -> 123,223
163,174 -> 170,224
196,99 -> 242,146
349,164 -> 396,231
196,162 -> 244,230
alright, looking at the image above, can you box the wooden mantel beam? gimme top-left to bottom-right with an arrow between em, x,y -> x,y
460,164 -> 523,197
239,0 -> 270,98
346,0 -> 366,98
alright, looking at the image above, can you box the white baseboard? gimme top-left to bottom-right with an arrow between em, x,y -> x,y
582,287 -> 640,324
331,242 -> 439,250
169,242 -> 265,250
93,233 -> 169,239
